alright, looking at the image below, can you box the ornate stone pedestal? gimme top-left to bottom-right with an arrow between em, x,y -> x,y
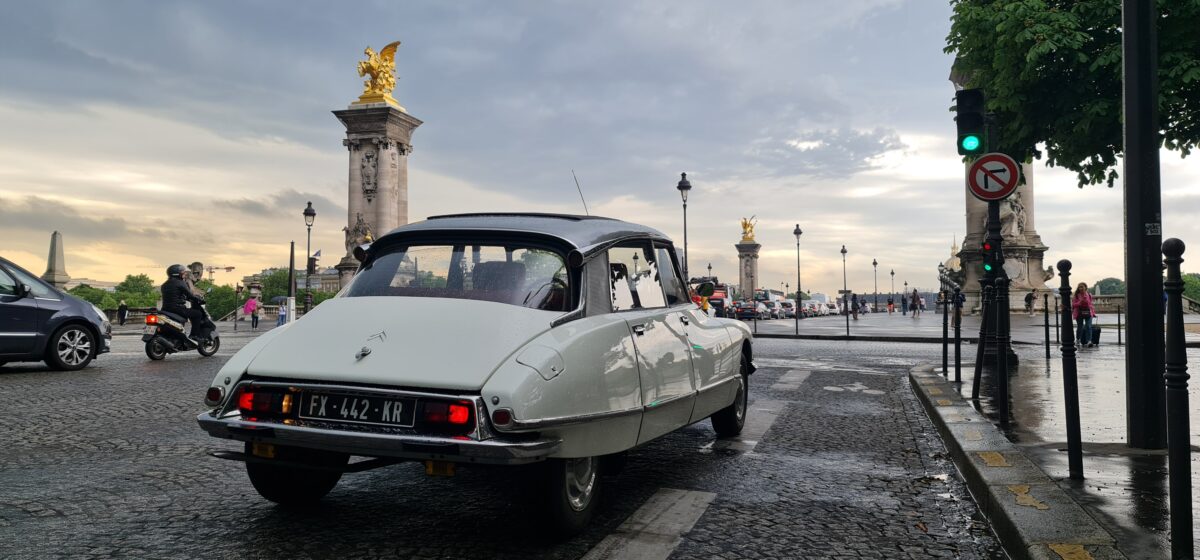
736,241 -> 761,299
958,163 -> 1054,312
332,103 -> 422,287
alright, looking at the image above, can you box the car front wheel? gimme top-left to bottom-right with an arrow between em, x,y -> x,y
711,356 -> 750,438
244,443 -> 347,506
539,456 -> 601,536
46,325 -> 94,371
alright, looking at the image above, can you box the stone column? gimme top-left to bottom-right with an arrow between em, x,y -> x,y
332,104 -> 422,287
736,241 -> 761,299
40,230 -> 70,289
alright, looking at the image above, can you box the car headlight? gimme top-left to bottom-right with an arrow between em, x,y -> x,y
89,303 -> 108,322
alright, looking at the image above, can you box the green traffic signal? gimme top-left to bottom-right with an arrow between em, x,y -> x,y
983,263 -> 993,271
961,134 -> 981,152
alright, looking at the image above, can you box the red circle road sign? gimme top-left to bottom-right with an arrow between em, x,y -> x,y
967,153 -> 1020,201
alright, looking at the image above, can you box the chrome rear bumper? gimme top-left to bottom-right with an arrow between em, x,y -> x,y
197,413 -> 560,465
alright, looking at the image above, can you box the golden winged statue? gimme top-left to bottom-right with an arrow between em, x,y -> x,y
740,216 -> 756,242
353,41 -> 404,109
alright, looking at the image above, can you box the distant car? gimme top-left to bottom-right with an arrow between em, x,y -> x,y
0,256 -> 112,370
763,301 -> 780,319
827,303 -> 840,315
734,300 -> 759,320
779,300 -> 795,318
196,213 -> 755,535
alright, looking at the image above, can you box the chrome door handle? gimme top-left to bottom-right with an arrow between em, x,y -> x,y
632,323 -> 648,335
680,315 -> 690,325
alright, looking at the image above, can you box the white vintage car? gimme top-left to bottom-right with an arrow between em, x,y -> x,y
197,213 -> 754,533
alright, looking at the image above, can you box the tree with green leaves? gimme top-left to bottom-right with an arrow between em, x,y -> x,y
946,1 -> 1200,187
1092,277 -> 1126,295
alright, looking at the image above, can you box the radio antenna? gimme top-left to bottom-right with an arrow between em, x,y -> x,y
571,170 -> 590,216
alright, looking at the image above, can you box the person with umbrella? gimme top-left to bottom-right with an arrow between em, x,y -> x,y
243,296 -> 259,330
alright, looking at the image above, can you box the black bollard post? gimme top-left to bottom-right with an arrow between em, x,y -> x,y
994,277 -> 1011,426
972,284 -> 993,401
1162,239 -> 1193,559
1044,293 -> 1051,359
942,289 -> 949,377
1054,296 -> 1060,344
954,287 -> 962,383
1057,260 -> 1084,480
1117,305 -> 1123,346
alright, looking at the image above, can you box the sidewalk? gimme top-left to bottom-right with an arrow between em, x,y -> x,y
749,310 -> 1200,346
953,344 -> 1200,558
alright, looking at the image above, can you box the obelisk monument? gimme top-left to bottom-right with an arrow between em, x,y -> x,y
736,217 -> 760,299
334,41 -> 423,287
41,230 -> 70,289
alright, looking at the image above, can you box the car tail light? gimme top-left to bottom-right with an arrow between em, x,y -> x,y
146,315 -> 159,325
419,400 -> 475,435
235,388 -> 293,418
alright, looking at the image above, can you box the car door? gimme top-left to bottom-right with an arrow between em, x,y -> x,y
0,265 -> 39,356
606,243 -> 697,444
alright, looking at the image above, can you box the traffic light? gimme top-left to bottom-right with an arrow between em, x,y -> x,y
981,240 -> 995,272
955,89 -> 986,156
306,257 -> 317,275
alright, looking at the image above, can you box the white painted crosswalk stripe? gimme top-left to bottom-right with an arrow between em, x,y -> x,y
580,488 -> 716,560
771,368 -> 810,391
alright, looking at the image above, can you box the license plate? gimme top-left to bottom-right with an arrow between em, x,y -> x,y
143,325 -> 156,335
298,392 -> 416,427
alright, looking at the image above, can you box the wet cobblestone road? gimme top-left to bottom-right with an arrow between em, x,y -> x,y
0,334 -> 1007,559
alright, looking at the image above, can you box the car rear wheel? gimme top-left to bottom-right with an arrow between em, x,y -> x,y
244,443 -> 347,506
539,456 -> 601,536
711,355 -> 750,438
46,325 -> 94,371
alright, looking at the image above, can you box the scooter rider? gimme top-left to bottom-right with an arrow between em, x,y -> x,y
161,264 -> 208,342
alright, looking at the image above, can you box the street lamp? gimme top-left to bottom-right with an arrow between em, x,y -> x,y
841,245 -> 849,336
707,262 -> 712,280
632,252 -> 639,276
890,269 -> 895,314
872,258 -> 878,313
794,224 -> 803,330
303,201 -> 316,314
676,172 -> 692,280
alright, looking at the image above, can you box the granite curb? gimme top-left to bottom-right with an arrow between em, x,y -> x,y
908,364 -> 1127,560
752,332 -> 1042,345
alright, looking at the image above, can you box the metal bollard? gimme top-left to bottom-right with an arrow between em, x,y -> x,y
1056,260 -> 1084,480
1054,296 -> 1059,343
972,284 -> 993,401
942,290 -> 949,377
954,288 -> 962,383
1117,305 -> 1123,346
1043,293 -> 1051,359
994,277 -> 1010,426
1162,238 -> 1193,559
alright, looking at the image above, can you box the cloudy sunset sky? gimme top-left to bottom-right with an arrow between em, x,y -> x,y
2,1 -> 1199,296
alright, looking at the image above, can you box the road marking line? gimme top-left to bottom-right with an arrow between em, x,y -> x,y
977,452 -> 1011,467
1048,544 -> 1094,560
704,399 -> 786,454
770,369 -> 810,391
1007,485 -> 1050,510
580,488 -> 716,560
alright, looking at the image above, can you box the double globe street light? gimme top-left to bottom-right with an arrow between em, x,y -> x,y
840,245 -> 849,336
303,201 -> 317,314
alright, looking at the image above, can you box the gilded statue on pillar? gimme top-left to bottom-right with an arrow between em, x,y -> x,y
353,41 -> 405,110
740,216 -> 757,242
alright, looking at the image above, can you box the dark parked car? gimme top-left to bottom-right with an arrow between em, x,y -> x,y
0,256 -> 111,370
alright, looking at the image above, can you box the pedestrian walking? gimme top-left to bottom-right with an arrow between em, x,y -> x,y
244,296 -> 259,330
1024,292 -> 1035,316
276,303 -> 287,327
117,300 -> 128,326
887,296 -> 894,315
911,289 -> 921,318
1073,282 -> 1097,348
901,294 -> 908,316
851,293 -> 859,320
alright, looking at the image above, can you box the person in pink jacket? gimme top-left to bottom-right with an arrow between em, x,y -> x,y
243,296 -> 260,330
1072,282 -> 1096,347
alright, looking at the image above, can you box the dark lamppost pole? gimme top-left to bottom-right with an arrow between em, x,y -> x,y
890,269 -> 895,314
872,258 -> 878,313
676,173 -> 692,281
303,201 -> 316,315
707,262 -> 712,279
794,225 -> 803,331
841,245 -> 849,336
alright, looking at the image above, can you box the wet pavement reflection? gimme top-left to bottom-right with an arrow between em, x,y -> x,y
952,343 -> 1200,558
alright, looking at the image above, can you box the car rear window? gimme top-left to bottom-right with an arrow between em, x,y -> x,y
343,243 -> 570,311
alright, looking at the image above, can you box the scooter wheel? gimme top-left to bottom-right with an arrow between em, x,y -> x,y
145,340 -> 167,361
197,337 -> 220,357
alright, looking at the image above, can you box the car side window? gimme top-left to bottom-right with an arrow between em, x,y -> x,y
4,264 -> 55,299
606,244 -> 667,311
0,268 -> 17,296
654,245 -> 689,306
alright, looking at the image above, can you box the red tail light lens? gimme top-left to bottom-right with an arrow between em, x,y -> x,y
448,403 -> 470,425
146,315 -> 159,325
419,400 -> 475,435
235,389 -> 293,418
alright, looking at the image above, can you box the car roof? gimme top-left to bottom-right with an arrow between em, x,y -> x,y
377,213 -> 673,249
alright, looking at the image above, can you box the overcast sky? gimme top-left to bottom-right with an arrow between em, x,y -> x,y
2,0 -> 1198,296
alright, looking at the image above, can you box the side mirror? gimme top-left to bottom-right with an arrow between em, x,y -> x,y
352,243 -> 371,263
18,284 -> 32,298
695,281 -> 715,298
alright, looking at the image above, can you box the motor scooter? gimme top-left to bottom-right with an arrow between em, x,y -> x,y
143,301 -> 220,360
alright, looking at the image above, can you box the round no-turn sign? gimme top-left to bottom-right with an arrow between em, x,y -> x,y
967,153 -> 1020,202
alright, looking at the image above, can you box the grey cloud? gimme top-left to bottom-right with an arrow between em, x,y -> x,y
212,189 -> 345,219
746,128 -> 906,178
0,195 -> 194,242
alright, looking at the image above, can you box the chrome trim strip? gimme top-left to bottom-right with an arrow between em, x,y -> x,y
497,406 -> 643,432
696,375 -> 740,395
0,332 -> 38,337
197,413 -> 558,465
643,392 -> 693,411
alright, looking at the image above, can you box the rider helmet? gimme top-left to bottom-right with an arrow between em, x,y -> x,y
166,264 -> 186,278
